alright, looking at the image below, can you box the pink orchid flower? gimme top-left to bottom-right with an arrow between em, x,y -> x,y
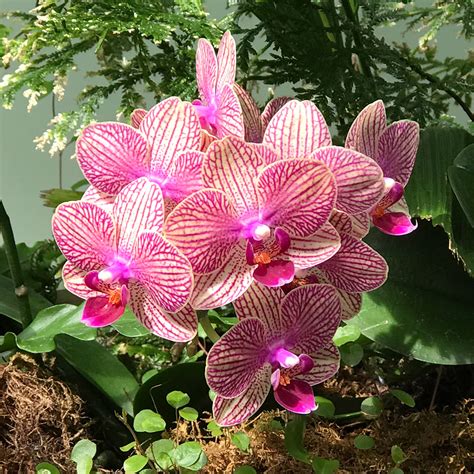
206,284 -> 341,426
164,136 -> 341,309
262,99 -> 385,215
192,31 -> 244,139
345,100 -> 420,235
233,83 -> 290,143
77,97 -> 204,207
53,178 -> 197,342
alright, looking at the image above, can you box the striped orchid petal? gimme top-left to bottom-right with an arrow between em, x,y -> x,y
52,201 -> 116,271
377,120 -> 420,186
77,122 -> 149,195
130,231 -> 193,313
284,223 -> 341,269
214,84 -> 244,139
129,283 -> 197,342
263,100 -> 331,158
196,38 -> 217,105
206,318 -> 269,398
216,31 -> 237,94
252,143 -> 281,166
200,130 -> 215,152
373,212 -> 418,236
301,343 -> 340,386
330,210 -> 370,240
260,96 -> 291,132
204,137 -> 265,214
131,108 -> 147,128
278,284 -> 341,354
312,146 -> 384,214
191,244 -> 254,310
234,83 -> 263,143
113,178 -> 164,254
258,159 -> 336,237
318,233 -> 388,293
337,289 -> 362,320
139,97 -> 201,174
213,365 -> 272,426
164,189 -> 241,274
62,261 -> 99,299
345,100 -> 386,159
82,186 -> 115,213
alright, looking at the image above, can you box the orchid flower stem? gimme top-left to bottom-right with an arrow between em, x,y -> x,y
0,200 -> 32,328
199,313 -> 220,344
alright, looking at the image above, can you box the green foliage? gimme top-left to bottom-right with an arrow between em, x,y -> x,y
360,396 -> 383,417
71,439 -> 97,474
340,342 -> 364,366
333,324 -> 361,347
354,434 -> 375,450
147,439 -> 174,471
390,389 -> 416,408
123,454 -> 148,473
35,463 -> 60,474
231,432 -> 250,452
111,309 -> 150,337
314,396 -> 336,418
312,457 -> 340,474
133,409 -> 166,433
284,415 -> 310,464
207,420 -> 223,437
391,445 -> 408,464
166,390 -> 191,409
234,467 -> 257,474
173,441 -> 207,470
179,406 -> 199,421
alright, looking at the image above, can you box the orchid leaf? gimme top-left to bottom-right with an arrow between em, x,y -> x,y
111,309 -> 150,337
284,415 -> 310,464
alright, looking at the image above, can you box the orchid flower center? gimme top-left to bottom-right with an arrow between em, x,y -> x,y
107,287 -> 123,306
245,227 -> 291,266
370,178 -> 404,219
268,348 -> 314,391
192,99 -> 218,134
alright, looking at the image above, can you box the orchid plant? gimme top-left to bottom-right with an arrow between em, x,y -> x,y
51,31 -> 419,426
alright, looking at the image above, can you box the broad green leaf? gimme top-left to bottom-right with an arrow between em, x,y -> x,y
146,439 -> 174,469
234,467 -> 257,474
16,304 -> 96,353
354,434 -> 375,450
284,415 -> 310,464
173,441 -> 203,468
142,369 -> 158,383
207,420 -> 223,436
166,390 -> 191,409
314,396 -> 335,418
448,144 -> 474,227
123,454 -> 148,473
333,324 -> 361,347
348,221 -> 474,364
35,462 -> 60,474
340,342 -> 363,367
120,441 -> 136,452
133,409 -> 166,433
231,432 -> 250,452
179,406 -> 199,421
361,396 -> 383,416
391,445 -> 407,464
184,450 -> 208,471
311,457 -> 340,474
390,389 -> 416,408
55,335 -> 139,414
149,438 -> 174,456
111,309 -> 149,337
71,439 -> 96,474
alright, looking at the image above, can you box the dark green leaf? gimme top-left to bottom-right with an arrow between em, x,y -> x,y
354,435 -> 375,450
340,342 -> 364,367
123,454 -> 148,473
133,409 -> 166,433
361,396 -> 383,417
179,406 -> 199,421
390,389 -> 416,408
111,309 -> 149,337
391,445 -> 407,464
312,457 -> 340,474
166,390 -> 191,409
314,396 -> 335,418
234,467 -> 257,474
389,468 -> 404,474
284,415 -> 310,464
231,432 -> 250,452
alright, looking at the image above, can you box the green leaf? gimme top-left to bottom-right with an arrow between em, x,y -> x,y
141,369 -> 158,384
55,335 -> 139,414
149,438 -> 174,455
123,454 -> 148,473
340,342 -> 363,367
391,445 -> 407,464
314,396 -> 335,418
234,466 -> 257,474
347,221 -> 474,365
146,439 -> 174,469
284,415 -> 310,464
133,409 -> 166,433
184,449 -> 208,471
71,439 -> 96,474
390,389 -> 416,408
389,468 -> 404,474
179,406 -> 199,421
333,324 -> 361,347
35,462 -> 60,474
231,432 -> 250,452
361,396 -> 383,417
166,390 -> 191,409
16,304 -> 96,353
448,144 -> 474,227
354,435 -> 375,450
173,441 -> 203,468
120,441 -> 136,452
207,420 -> 223,437
312,457 -> 340,474
111,309 -> 149,337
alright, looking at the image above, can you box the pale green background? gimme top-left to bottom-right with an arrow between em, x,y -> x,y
0,0 -> 470,244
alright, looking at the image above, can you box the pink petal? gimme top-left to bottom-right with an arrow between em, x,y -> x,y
318,233 -> 388,292
284,223 -> 341,269
214,84 -> 244,139
206,318 -> 269,398
82,186 -> 115,213
263,100 -> 331,158
113,178 -> 164,254
377,178 -> 404,210
234,83 -> 263,142
337,289 -> 362,320
260,96 -> 291,132
312,146 -> 384,214
330,210 -> 370,239
200,130 -> 216,152
130,231 -> 193,313
191,244 -> 254,310
196,38 -> 217,105
164,189 -> 242,274
274,379 -> 316,414
301,343 -> 340,385
373,211 -> 418,236
216,31 -> 237,94
253,259 -> 295,287
129,283 -> 197,342
139,97 -> 201,173
213,365 -> 272,427
345,99 -> 386,159
204,136 -> 265,214
131,108 -> 147,128
279,284 -> 341,354
377,120 -> 420,186
62,261 -> 99,299
82,293 -> 127,327
251,143 -> 281,166
76,122 -> 149,195
258,158 -> 336,237
52,201 -> 116,271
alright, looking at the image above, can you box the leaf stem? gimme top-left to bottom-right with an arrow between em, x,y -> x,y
0,200 -> 32,327
199,313 -> 220,343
